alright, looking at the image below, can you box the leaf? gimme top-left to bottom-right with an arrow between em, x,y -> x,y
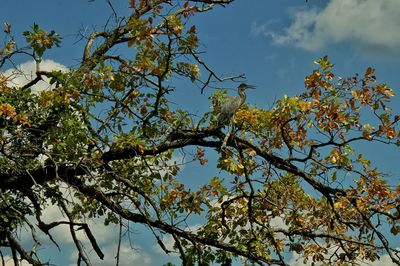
210,176 -> 220,187
184,1 -> 189,9
364,66 -> 375,78
188,25 -> 196,34
314,55 -> 334,71
0,103 -> 16,118
390,226 -> 400,235
386,127 -> 396,139
4,22 -> 11,34
331,172 -> 337,181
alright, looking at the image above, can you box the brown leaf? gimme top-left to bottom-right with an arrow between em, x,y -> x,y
4,22 -> 11,34
184,1 -> 189,9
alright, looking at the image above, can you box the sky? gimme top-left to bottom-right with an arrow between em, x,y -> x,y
1,0 -> 400,265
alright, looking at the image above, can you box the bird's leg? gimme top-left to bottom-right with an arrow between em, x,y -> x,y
221,131 -> 231,151
231,125 -> 243,150
222,122 -> 243,150
220,124 -> 234,151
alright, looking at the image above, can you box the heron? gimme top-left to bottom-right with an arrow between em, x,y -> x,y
217,83 -> 255,128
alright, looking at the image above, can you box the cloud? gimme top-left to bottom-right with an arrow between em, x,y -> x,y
46,215 -> 119,246
254,0 -> 400,53
37,189 -> 119,246
18,186 -> 118,249
17,153 -> 186,254
3,256 -> 32,266
68,242 -> 152,266
153,234 -> 178,255
16,186 -> 153,265
2,59 -> 68,92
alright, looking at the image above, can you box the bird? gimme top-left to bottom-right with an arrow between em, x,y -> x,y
217,83 -> 255,128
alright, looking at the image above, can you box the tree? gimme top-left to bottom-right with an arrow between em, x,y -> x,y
0,1 -> 399,265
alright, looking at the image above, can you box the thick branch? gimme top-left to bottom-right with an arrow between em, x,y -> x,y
102,128 -> 345,198
63,173 -> 284,265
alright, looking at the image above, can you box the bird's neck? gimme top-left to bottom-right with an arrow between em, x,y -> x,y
239,90 -> 246,104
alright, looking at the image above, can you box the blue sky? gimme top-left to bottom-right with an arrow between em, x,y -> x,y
1,0 -> 400,265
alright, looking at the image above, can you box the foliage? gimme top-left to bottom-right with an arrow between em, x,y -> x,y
23,23 -> 61,58
0,1 -> 399,265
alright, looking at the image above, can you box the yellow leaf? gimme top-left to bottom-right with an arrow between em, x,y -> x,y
384,88 -> 395,97
334,201 -> 343,209
0,103 -> 16,118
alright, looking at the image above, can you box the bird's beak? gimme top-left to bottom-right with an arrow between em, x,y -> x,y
246,85 -> 256,89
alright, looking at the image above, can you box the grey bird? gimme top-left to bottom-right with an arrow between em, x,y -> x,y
217,83 -> 255,128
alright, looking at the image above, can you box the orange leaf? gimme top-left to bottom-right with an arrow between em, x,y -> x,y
349,98 -> 356,110
365,66 -> 374,77
386,127 -> 396,139
188,25 -> 196,34
140,106 -> 147,116
184,1 -> 189,9
199,158 -> 208,165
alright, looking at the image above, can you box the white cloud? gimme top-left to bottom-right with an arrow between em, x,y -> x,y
2,59 -> 68,92
18,186 -> 118,249
68,242 -> 152,266
16,186 -> 152,265
255,0 -> 400,53
37,192 -> 118,246
3,256 -> 32,266
18,153 -> 185,253
46,215 -> 119,246
153,234 -> 178,255
270,215 -> 287,230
